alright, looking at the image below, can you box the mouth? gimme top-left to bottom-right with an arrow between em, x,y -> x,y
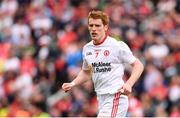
91,33 -> 97,37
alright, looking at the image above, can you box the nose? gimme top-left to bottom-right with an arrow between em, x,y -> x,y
92,25 -> 96,31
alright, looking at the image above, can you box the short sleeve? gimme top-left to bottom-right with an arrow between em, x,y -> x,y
82,47 -> 90,70
119,41 -> 136,64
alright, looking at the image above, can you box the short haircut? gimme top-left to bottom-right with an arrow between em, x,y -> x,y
88,10 -> 109,26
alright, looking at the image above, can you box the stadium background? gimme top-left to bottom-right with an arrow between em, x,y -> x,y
0,0 -> 179,117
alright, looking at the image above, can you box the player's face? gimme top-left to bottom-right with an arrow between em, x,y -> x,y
88,18 -> 108,43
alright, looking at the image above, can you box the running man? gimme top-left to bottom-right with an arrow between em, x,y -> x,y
62,10 -> 144,117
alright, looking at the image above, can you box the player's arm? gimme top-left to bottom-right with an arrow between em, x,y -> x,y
62,69 -> 91,92
127,58 -> 144,87
119,58 -> 144,94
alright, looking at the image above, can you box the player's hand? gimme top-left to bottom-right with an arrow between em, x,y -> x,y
118,82 -> 132,95
62,82 -> 75,92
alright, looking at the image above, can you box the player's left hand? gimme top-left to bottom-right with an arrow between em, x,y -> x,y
118,82 -> 132,95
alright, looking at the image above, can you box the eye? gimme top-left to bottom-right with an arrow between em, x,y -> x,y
89,24 -> 102,28
89,24 -> 93,27
95,24 -> 101,27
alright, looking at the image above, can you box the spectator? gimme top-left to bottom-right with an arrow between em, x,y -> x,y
0,0 -> 179,117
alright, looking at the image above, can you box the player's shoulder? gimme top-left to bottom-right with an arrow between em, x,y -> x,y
82,40 -> 93,50
107,36 -> 126,46
106,36 -> 118,44
84,40 -> 93,47
107,36 -> 131,51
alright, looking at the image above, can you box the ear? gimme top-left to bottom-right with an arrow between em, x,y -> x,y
104,25 -> 108,31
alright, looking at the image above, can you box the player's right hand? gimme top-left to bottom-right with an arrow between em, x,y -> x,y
62,83 -> 74,92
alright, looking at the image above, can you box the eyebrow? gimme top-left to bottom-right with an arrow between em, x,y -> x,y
89,24 -> 101,27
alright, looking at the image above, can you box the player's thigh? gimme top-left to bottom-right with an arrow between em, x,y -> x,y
98,94 -> 128,117
97,94 -> 113,117
116,95 -> 128,117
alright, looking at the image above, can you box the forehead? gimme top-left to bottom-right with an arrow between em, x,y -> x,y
88,18 -> 103,25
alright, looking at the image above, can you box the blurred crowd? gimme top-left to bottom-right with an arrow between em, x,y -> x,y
0,0 -> 179,117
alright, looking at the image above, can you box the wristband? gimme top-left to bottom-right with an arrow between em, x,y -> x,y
71,82 -> 76,86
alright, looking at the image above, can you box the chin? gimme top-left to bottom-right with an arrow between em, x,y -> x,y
92,38 -> 96,40
91,37 -> 96,40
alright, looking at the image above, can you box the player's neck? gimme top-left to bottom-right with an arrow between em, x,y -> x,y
93,34 -> 107,45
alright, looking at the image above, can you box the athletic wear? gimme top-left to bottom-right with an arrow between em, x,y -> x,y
82,36 -> 136,95
82,35 -> 136,117
97,93 -> 128,117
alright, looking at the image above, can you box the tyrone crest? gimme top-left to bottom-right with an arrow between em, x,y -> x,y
104,50 -> 110,56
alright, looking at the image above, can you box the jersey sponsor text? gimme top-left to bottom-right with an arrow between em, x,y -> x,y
92,62 -> 111,73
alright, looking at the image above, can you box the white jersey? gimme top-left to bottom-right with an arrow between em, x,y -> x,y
82,36 -> 136,95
